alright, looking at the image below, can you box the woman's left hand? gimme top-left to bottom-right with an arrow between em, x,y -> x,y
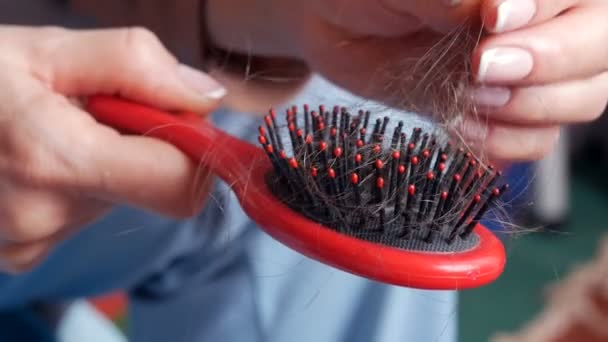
465,0 -> 608,161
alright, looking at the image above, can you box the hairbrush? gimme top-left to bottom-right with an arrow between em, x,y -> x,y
86,95 -> 508,290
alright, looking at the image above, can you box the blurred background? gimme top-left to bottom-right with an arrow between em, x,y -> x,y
2,0 -> 608,341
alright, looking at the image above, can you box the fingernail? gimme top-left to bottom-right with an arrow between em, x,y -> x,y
493,0 -> 536,32
473,87 -> 511,108
177,64 -> 227,99
462,119 -> 489,143
477,47 -> 533,83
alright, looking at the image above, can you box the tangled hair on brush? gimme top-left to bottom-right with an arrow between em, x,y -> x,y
240,19 -> 527,245
259,105 -> 510,253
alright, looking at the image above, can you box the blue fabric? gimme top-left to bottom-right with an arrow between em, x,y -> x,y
0,108 -> 457,342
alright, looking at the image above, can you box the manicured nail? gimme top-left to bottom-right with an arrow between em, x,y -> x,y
473,87 -> 511,108
177,64 -> 227,99
477,47 -> 533,83
461,119 -> 489,143
493,0 -> 536,32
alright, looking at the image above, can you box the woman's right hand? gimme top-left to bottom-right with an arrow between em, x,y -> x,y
0,25 -> 226,273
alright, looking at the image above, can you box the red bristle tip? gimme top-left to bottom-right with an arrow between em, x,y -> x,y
296,129 -> 303,137
311,167 -> 318,177
330,127 -> 337,136
356,140 -> 364,148
264,116 -> 272,125
311,111 -> 317,117
265,145 -> 274,153
350,173 -> 359,184
376,177 -> 385,188
459,148 -> 465,153
270,109 -> 276,119
258,126 -> 266,135
398,165 -> 406,174
258,136 -> 267,145
318,122 -> 326,130
439,163 -> 446,172
411,156 -> 419,165
306,135 -> 313,144
441,191 -> 448,200
333,147 -> 343,158
474,195 -> 482,202
319,141 -> 327,151
289,158 -> 298,169
492,188 -> 501,196
454,174 -> 461,181
408,185 -> 416,195
304,104 -> 309,111
422,150 -> 430,158
466,152 -> 472,158
375,160 -> 384,169
328,168 -> 336,179
333,105 -> 339,113
440,154 -> 448,161
392,151 -> 400,159
470,160 -> 477,166
373,145 -> 381,153
355,154 -> 362,163
279,151 -> 287,159
291,105 -> 297,113
319,105 -> 325,113
289,123 -> 295,132
426,172 -> 434,180
360,128 -> 366,134
408,143 -> 415,150
477,170 -> 484,178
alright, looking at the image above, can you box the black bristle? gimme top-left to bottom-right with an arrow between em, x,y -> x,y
264,107 -> 508,253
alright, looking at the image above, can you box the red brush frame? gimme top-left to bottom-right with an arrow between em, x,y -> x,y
86,95 -> 506,290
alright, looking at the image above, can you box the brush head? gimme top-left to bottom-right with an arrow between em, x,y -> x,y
85,95 -> 507,290
259,105 -> 508,254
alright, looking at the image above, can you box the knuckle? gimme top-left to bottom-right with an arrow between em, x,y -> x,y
119,27 -> 170,66
3,203 -> 63,243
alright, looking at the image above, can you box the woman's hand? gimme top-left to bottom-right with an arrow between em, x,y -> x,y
466,0 -> 608,161
0,25 -> 225,273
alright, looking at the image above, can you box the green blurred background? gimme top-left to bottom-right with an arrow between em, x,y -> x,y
459,156 -> 608,341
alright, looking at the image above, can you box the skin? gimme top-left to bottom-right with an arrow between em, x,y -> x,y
1,0 -> 606,272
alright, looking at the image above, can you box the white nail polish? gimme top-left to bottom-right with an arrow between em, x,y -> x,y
495,1 -> 512,32
477,49 -> 498,83
206,87 -> 227,99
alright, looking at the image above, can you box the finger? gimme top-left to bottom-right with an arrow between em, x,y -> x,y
0,184 -> 109,243
482,0 -> 578,33
472,72 -> 608,125
17,26 -> 226,113
84,131 -> 215,218
474,4 -> 608,85
454,118 -> 560,161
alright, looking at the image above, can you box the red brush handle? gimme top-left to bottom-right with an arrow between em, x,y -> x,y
86,95 -> 259,184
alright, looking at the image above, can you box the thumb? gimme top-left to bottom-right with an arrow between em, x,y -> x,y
28,26 -> 226,113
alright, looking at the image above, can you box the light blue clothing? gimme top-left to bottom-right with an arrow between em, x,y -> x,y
0,100 -> 457,341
